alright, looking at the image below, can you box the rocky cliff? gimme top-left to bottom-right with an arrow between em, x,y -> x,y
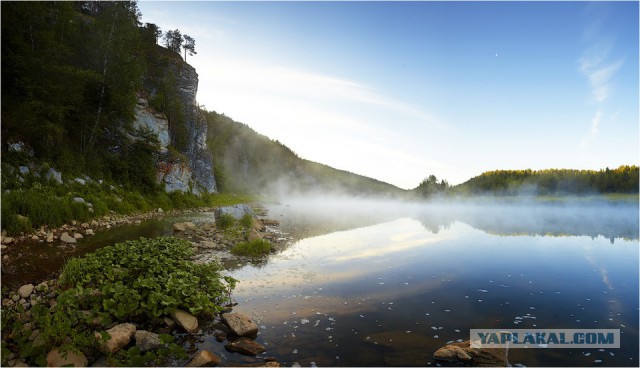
133,54 -> 216,194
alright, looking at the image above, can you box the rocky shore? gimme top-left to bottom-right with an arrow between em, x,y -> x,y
1,204 -> 287,367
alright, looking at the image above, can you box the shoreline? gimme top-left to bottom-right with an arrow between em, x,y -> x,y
1,204 -> 288,367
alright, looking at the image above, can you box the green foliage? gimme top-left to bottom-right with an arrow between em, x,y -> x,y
2,236 -> 222,366
1,1 -> 146,178
414,174 -> 450,197
231,239 -> 272,257
204,110 -> 405,196
58,237 -> 235,319
453,166 -> 639,196
240,213 -> 254,229
216,213 -> 235,230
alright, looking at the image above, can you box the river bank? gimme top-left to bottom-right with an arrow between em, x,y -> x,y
1,204 -> 290,367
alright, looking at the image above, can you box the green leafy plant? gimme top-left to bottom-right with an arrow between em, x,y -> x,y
58,237 -> 236,319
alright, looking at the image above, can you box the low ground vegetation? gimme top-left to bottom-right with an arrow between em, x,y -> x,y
1,237 -> 236,366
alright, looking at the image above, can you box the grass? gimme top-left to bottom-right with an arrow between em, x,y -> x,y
231,239 -> 272,257
0,173 -> 256,235
216,213 -> 236,230
239,213 -> 254,229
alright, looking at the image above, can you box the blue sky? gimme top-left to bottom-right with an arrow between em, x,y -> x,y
138,1 -> 638,189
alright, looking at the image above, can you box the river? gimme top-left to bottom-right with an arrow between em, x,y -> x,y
3,197 -> 638,366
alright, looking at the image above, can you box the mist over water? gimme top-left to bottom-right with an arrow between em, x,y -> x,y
270,194 -> 639,241
208,194 -> 639,367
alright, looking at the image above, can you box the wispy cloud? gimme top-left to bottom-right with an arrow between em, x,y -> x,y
590,109 -> 603,135
195,56 -> 449,188
579,44 -> 624,103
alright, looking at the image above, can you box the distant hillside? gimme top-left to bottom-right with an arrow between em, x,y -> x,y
204,111 -> 405,197
451,166 -> 639,196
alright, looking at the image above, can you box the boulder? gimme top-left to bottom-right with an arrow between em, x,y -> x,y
85,229 -> 94,236
222,312 -> 259,337
74,178 -> 86,185
198,241 -> 217,249
46,168 -> 63,184
3,237 -> 14,244
171,309 -> 199,333
433,340 -> 507,366
19,166 -> 30,175
72,197 -> 85,204
253,219 -> 266,232
60,232 -> 77,244
46,348 -> 88,367
225,338 -> 266,356
215,204 -> 253,220
247,229 -> 263,242
73,233 -> 84,239
186,350 -> 221,367
45,232 -> 54,243
95,323 -> 136,354
17,284 -> 34,299
173,222 -> 197,232
157,207 -> 164,213
135,330 -> 163,352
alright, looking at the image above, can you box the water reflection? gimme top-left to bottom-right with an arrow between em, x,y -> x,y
412,201 -> 638,241
213,200 -> 638,367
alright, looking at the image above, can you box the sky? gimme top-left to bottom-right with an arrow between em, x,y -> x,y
137,1 -> 639,189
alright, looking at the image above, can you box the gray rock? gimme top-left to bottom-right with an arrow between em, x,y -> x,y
45,232 -> 54,243
222,312 -> 259,337
186,350 -> 221,367
157,207 -> 164,213
135,330 -> 163,352
74,177 -> 86,185
85,229 -> 94,236
46,168 -> 63,184
173,222 -> 196,232
60,232 -> 77,244
3,236 -> 14,244
17,284 -> 34,299
171,309 -> 199,333
224,337 -> 266,356
95,323 -> 136,354
19,166 -> 30,175
73,233 -> 84,239
46,348 -> 88,367
198,241 -> 217,249
8,141 -> 33,156
215,204 -> 253,220
72,197 -> 86,204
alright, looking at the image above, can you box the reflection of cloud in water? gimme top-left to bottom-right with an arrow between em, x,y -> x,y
233,218 -> 465,297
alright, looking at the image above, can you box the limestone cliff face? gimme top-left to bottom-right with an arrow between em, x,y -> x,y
133,55 -> 216,194
172,61 -> 216,194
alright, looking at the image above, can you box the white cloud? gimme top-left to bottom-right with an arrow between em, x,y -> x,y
579,46 -> 624,103
194,56 -> 449,189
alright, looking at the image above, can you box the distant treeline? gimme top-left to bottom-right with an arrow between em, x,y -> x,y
451,166 -> 639,196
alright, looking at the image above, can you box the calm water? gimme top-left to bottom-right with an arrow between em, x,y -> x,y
3,198 -> 637,366
199,199 -> 639,367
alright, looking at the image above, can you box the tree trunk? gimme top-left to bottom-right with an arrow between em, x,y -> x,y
86,19 -> 115,154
